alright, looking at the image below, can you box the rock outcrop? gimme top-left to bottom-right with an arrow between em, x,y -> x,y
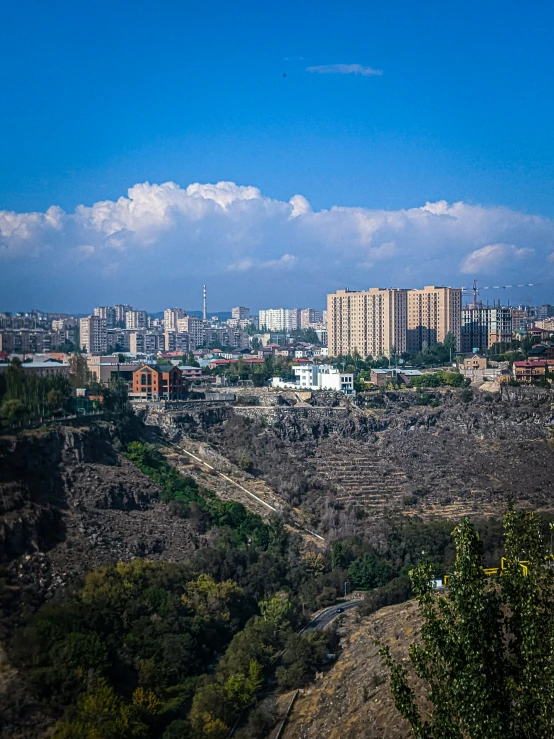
0,422 -> 199,636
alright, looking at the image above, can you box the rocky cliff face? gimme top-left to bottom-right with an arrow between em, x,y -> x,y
0,422 -> 199,636
139,388 -> 554,531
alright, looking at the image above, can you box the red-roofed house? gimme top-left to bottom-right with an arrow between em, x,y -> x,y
208,359 -> 231,370
514,359 -> 554,383
243,357 -> 265,365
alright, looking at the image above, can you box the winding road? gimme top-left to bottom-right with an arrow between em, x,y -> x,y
301,599 -> 365,633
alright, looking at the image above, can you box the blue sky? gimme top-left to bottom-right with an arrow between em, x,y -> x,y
2,0 -> 554,311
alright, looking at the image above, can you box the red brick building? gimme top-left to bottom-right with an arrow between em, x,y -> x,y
132,363 -> 186,399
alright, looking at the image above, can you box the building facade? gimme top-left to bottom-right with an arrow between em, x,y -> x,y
259,308 -> 301,332
0,329 -> 62,353
131,364 -> 186,399
164,331 -> 190,353
114,304 -> 133,325
271,364 -> 354,394
327,288 -> 407,358
176,316 -> 205,348
406,286 -> 462,353
513,359 -> 554,383
94,306 -> 116,328
461,306 -> 512,353
163,307 -> 186,331
300,308 -> 323,328
125,310 -> 149,330
129,331 -> 164,354
80,315 -> 107,355
232,306 -> 250,320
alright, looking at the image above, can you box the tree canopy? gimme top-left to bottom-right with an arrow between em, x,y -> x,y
381,508 -> 554,738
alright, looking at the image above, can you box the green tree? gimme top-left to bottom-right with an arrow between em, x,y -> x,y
348,552 -> 394,590
443,331 -> 457,358
331,541 -> 345,570
68,353 -> 90,388
0,397 -> 26,423
52,678 -> 149,739
259,593 -> 294,631
381,511 -> 554,739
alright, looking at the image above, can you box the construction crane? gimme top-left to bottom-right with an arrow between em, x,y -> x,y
461,279 -> 539,308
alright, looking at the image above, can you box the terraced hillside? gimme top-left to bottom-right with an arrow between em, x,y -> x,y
312,438 -> 409,513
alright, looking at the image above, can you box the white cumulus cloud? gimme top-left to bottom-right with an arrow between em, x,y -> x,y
0,180 -> 552,309
460,243 -> 534,275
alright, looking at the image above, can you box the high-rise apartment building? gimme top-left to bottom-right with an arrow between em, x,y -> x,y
177,316 -> 205,348
510,309 -> 532,333
106,329 -> 131,351
300,308 -> 323,328
537,304 -> 554,320
164,331 -> 190,353
94,306 -> 116,328
80,315 -> 107,355
259,308 -> 300,332
0,329 -> 60,353
114,304 -> 133,326
461,306 -> 512,352
232,306 -> 250,320
163,307 -> 186,331
406,286 -> 462,353
125,310 -> 149,330
327,288 -> 407,358
129,331 -> 164,354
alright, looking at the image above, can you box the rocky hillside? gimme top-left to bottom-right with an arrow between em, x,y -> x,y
140,386 -> 554,533
0,421 -> 200,637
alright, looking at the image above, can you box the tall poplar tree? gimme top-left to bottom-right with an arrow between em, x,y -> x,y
381,509 -> 554,738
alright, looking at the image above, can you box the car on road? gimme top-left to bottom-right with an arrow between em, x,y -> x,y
336,607 -> 344,613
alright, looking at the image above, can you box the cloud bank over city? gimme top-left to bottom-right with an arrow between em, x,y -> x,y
1,181 -> 553,311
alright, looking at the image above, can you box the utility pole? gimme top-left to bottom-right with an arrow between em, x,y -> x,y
344,581 -> 349,598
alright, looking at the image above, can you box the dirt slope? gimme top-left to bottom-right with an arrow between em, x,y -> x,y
281,601 -> 426,739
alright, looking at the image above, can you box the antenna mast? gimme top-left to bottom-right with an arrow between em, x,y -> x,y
203,285 -> 207,321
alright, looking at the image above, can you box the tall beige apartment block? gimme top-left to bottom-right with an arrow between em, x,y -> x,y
327,288 -> 408,358
79,315 -> 107,355
406,286 -> 462,353
163,307 -> 186,332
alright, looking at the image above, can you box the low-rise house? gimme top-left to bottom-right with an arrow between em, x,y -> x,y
398,369 -> 424,385
370,368 -> 424,386
18,361 -> 70,377
370,368 -> 391,387
463,353 -> 488,371
528,342 -> 554,359
207,359 -> 231,370
87,355 -> 142,384
513,359 -> 554,383
528,327 -> 552,341
243,357 -> 265,365
178,365 -> 203,378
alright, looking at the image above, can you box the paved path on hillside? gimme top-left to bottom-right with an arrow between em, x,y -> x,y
301,599 -> 365,633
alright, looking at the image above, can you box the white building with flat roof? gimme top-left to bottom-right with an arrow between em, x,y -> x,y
271,364 -> 354,394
